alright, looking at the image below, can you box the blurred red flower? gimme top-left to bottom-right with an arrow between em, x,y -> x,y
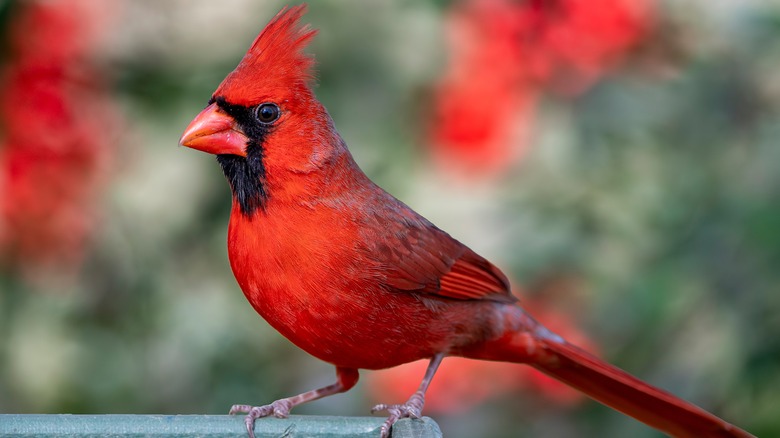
365,294 -> 598,413
429,0 -> 539,177
429,0 -> 653,177
0,0 -> 121,276
517,0 -> 654,94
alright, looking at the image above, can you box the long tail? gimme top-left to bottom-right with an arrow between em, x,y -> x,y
532,337 -> 752,438
463,318 -> 753,437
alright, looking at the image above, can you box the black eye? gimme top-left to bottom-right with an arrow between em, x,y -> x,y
255,103 -> 280,124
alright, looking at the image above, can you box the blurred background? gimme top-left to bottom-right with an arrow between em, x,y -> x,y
0,0 -> 777,437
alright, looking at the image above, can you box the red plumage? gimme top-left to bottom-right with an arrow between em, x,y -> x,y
216,6 -> 317,106
180,5 -> 752,438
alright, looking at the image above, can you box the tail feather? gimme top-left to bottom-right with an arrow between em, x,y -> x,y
532,338 -> 753,438
460,318 -> 752,438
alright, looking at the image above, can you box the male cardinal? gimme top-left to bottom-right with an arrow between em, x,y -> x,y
179,5 -> 752,438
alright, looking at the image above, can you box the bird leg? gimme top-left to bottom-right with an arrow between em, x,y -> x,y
230,366 -> 359,438
371,354 -> 444,438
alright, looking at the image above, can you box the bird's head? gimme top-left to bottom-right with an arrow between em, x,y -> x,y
180,5 -> 343,216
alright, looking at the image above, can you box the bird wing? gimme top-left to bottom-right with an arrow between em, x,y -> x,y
365,211 -> 516,304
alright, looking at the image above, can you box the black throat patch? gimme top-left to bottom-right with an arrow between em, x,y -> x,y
212,96 -> 270,217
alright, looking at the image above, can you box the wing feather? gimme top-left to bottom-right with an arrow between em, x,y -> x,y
364,206 -> 516,304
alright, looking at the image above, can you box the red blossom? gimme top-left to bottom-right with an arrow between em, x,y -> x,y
517,0 -> 653,94
429,0 -> 537,177
428,0 -> 653,177
0,0 -> 121,276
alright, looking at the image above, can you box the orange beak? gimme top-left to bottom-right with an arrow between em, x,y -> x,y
179,103 -> 249,157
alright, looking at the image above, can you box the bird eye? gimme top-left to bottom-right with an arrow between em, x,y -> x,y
255,103 -> 280,124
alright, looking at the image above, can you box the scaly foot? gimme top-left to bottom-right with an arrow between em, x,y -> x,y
371,391 -> 425,438
230,399 -> 294,438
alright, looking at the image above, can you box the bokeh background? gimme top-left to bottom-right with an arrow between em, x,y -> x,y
0,0 -> 778,437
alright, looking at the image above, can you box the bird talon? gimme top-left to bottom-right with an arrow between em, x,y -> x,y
228,401 -> 291,438
379,421 -> 394,438
244,416 -> 256,438
272,405 -> 290,418
370,403 -> 390,414
229,404 -> 251,416
372,393 -> 426,438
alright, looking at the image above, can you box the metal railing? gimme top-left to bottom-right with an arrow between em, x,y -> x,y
0,414 -> 442,437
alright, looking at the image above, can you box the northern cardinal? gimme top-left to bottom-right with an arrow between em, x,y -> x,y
179,5 -> 752,438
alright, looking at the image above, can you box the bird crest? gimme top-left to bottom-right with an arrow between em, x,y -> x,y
215,4 -> 317,105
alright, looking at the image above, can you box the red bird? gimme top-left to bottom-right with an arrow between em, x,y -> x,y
180,6 -> 752,438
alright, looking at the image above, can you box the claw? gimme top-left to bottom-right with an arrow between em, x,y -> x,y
229,400 -> 293,438
229,404 -> 251,416
372,391 -> 426,438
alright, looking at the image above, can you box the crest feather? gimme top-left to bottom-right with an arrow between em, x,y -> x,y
215,4 -> 318,105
